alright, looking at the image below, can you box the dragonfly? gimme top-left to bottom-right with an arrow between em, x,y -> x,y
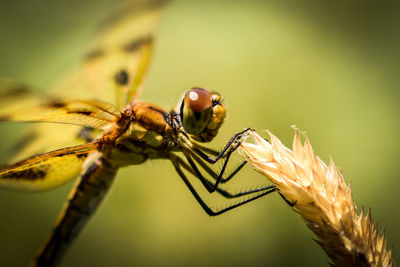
0,0 -> 279,266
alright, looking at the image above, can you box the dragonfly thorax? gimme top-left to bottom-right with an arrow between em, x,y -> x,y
101,102 -> 175,167
179,88 -> 226,142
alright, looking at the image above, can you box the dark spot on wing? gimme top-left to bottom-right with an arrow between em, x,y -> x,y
122,36 -> 153,52
77,127 -> 95,142
10,85 -> 30,94
115,70 -> 129,86
85,49 -> 105,61
45,101 -> 66,108
0,115 -> 11,121
68,111 -> 93,116
76,153 -> 88,159
9,131 -> 38,153
53,151 -> 89,158
0,85 -> 31,98
3,165 -> 49,180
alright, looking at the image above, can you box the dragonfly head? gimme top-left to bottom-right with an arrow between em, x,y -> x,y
179,88 -> 226,142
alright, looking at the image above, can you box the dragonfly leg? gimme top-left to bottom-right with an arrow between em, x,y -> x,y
215,183 -> 276,199
193,152 -> 296,205
189,128 -> 252,191
185,146 -> 245,192
191,128 -> 252,164
191,143 -> 220,157
214,136 -> 270,184
189,149 -> 247,184
218,160 -> 247,184
277,191 -> 297,207
182,152 -> 275,198
171,154 -> 276,216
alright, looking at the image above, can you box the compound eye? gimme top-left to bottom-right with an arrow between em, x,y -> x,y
184,88 -> 212,113
181,88 -> 213,135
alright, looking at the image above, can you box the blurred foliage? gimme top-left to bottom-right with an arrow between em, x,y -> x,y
0,0 -> 399,266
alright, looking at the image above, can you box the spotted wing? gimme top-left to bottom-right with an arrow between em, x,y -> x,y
0,92 -> 121,129
0,81 -> 114,161
54,0 -> 169,107
1,0 -> 168,162
0,141 -> 100,192
0,81 -> 87,162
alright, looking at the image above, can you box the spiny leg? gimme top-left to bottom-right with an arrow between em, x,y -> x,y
277,192 -> 297,207
191,128 -> 252,164
186,145 -> 243,192
191,143 -> 220,157
189,149 -> 247,184
182,151 -> 274,196
180,153 -> 275,198
191,139 -> 249,184
191,129 -> 274,184
170,154 -> 276,216
182,151 -> 297,207
199,134 -> 297,206
183,151 -> 214,193
189,128 -> 252,191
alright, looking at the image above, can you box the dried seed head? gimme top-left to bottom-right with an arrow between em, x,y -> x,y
239,129 -> 395,267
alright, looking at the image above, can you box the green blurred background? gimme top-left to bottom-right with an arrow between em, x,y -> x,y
0,0 -> 399,266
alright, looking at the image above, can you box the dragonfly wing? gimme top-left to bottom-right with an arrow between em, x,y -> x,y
0,141 -> 100,191
0,80 -> 112,161
0,82 -> 121,128
1,0 -> 168,162
9,124 -> 87,163
1,0 -> 168,160
54,0 -> 169,107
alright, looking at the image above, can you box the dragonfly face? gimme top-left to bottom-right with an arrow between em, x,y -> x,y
180,88 -> 226,142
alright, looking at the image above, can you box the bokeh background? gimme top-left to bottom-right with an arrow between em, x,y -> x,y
0,0 -> 399,266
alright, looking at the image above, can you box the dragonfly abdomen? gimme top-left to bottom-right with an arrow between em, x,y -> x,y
32,156 -> 117,267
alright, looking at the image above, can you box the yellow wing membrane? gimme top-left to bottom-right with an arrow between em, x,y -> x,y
55,0 -> 169,107
0,141 -> 100,192
0,96 -> 121,129
0,0 -> 169,162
